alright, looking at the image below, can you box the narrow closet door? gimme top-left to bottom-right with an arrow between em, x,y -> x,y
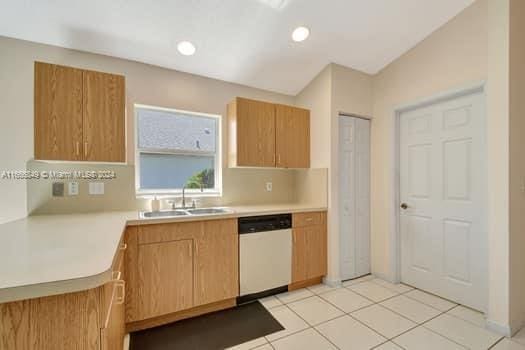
339,116 -> 370,281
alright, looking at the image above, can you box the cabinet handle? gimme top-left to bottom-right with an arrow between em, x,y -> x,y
75,142 -> 80,157
84,142 -> 88,158
114,280 -> 125,305
111,270 -> 121,281
277,154 -> 281,165
119,243 -> 127,251
305,217 -> 313,222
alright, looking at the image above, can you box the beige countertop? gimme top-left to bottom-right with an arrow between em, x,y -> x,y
0,204 -> 326,303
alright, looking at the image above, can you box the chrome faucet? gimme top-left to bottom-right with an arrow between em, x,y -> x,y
181,186 -> 187,209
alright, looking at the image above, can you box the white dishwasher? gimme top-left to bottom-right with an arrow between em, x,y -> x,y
238,214 -> 292,303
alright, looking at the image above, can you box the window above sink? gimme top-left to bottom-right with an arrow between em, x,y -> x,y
135,105 -> 222,197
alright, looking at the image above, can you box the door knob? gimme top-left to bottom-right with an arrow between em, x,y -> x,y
400,203 -> 409,210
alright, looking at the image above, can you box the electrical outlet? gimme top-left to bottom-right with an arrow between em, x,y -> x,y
89,182 -> 105,195
52,182 -> 64,197
68,182 -> 79,196
265,182 -> 273,192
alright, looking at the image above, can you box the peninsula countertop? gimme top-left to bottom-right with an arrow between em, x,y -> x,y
0,204 -> 326,303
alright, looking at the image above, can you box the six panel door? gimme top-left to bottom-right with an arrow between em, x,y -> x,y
275,104 -> 310,168
34,62 -> 83,161
399,91 -> 487,311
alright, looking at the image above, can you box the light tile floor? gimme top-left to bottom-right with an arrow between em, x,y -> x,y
228,275 -> 525,350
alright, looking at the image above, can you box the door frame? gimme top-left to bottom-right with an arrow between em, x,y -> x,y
388,82 -> 487,285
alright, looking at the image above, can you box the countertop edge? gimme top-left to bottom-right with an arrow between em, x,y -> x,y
0,205 -> 327,303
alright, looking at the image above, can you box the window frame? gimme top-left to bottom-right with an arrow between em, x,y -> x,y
134,104 -> 222,197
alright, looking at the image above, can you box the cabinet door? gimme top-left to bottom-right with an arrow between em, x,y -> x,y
100,283 -> 125,350
137,240 -> 193,320
34,62 -> 83,161
306,225 -> 327,279
292,227 -> 308,283
83,70 -> 125,162
275,104 -> 310,168
233,98 -> 276,167
194,220 -> 238,306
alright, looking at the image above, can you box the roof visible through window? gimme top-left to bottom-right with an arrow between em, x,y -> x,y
137,108 -> 217,152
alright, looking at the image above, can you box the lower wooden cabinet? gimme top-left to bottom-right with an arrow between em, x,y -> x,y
292,212 -> 327,284
137,240 -> 194,320
194,220 -> 239,306
125,219 -> 239,326
0,239 -> 127,350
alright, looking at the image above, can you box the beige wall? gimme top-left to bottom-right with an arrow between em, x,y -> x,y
509,0 -> 525,333
295,63 -> 374,282
486,0 -> 510,333
26,160 -> 320,215
0,36 -> 329,222
371,0 -> 515,331
372,0 -> 489,280
295,65 -> 332,169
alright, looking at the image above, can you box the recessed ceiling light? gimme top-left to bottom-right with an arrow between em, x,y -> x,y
177,41 -> 196,56
292,26 -> 310,42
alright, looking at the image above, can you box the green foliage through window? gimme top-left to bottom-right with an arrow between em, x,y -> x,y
185,168 -> 214,189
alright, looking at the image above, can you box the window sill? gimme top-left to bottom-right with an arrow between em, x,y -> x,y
136,190 -> 222,199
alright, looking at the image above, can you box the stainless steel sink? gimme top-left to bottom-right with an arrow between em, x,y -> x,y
140,207 -> 232,219
140,210 -> 190,218
186,208 -> 232,215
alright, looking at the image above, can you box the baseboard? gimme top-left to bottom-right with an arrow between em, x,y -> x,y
486,319 -> 513,337
322,276 -> 342,287
289,276 -> 323,291
126,298 -> 237,333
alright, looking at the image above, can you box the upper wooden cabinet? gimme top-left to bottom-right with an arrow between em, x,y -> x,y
228,97 -> 310,168
228,97 -> 276,167
34,62 -> 126,162
34,62 -> 84,161
83,70 -> 126,162
275,104 -> 310,168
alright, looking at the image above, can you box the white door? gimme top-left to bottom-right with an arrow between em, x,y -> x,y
400,91 -> 487,311
339,116 -> 371,280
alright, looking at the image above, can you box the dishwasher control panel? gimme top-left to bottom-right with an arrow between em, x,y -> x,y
238,214 -> 292,234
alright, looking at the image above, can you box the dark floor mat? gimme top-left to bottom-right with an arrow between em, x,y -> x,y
130,301 -> 284,350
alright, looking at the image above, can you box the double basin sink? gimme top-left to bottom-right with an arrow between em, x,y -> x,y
140,207 -> 233,219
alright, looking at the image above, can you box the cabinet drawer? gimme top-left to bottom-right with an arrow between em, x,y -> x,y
138,222 -> 202,244
293,212 -> 325,228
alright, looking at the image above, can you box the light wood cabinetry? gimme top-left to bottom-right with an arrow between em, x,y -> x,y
0,240 -> 127,350
137,240 -> 194,320
194,220 -> 239,306
291,212 -> 327,284
34,61 -> 125,162
83,70 -> 126,162
228,97 -> 310,168
125,219 -> 239,328
228,97 -> 276,167
34,62 -> 83,161
275,104 -> 310,168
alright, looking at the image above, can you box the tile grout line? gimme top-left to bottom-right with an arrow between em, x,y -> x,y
263,280 -> 497,350
280,298 -> 343,350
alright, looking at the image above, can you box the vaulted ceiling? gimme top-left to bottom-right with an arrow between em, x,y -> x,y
0,0 -> 475,94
